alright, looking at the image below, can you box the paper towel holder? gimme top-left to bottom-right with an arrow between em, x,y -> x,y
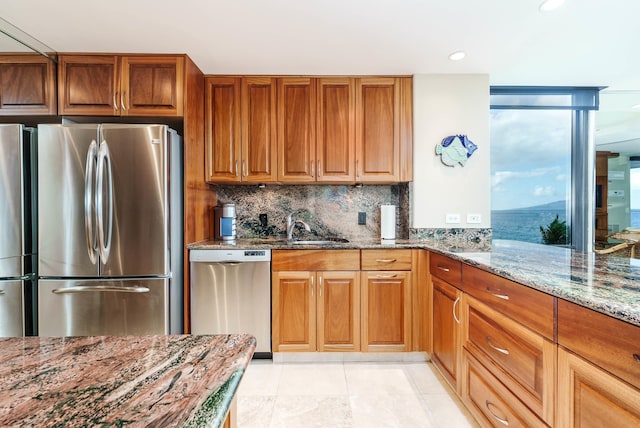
380,204 -> 396,242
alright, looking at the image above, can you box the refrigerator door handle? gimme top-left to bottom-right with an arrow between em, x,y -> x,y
96,140 -> 114,264
84,140 -> 99,265
51,285 -> 150,294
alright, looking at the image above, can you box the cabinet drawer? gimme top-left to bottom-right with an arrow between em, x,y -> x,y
272,249 -> 360,271
462,349 -> 547,428
361,249 -> 412,270
558,299 -> 640,390
429,252 -> 461,287
465,296 -> 556,423
462,264 -> 554,339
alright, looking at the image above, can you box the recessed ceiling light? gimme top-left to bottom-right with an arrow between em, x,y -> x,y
539,0 -> 565,12
448,51 -> 466,61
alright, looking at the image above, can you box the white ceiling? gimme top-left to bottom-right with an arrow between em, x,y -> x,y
1,0 -> 640,153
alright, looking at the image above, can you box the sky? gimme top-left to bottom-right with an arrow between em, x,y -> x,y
490,109 -> 571,211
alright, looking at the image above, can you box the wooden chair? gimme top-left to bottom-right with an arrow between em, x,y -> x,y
594,242 -> 636,258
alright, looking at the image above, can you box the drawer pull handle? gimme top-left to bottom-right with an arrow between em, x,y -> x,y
486,336 -> 510,355
633,353 -> 640,363
485,401 -> 509,426
437,265 -> 450,272
376,259 -> 397,263
453,296 -> 461,324
375,274 -> 397,279
488,289 -> 510,300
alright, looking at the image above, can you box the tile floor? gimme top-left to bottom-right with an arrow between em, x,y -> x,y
236,360 -> 479,428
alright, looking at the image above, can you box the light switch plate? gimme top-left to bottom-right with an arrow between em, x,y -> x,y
445,213 -> 461,224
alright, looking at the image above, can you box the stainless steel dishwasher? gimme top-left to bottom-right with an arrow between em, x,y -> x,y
189,249 -> 271,358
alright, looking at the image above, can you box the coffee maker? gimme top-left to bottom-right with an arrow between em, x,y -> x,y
213,203 -> 237,241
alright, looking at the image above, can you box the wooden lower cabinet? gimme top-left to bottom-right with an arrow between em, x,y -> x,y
431,276 -> 461,389
272,270 -> 360,352
361,270 -> 411,352
462,295 -> 555,425
462,350 -> 546,428
557,348 -> 640,428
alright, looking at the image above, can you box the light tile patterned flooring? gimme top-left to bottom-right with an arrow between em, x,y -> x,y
237,361 -> 479,428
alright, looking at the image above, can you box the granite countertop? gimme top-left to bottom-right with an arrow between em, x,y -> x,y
0,334 -> 256,427
188,238 -> 640,327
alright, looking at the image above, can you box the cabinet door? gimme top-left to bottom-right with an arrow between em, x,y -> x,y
317,271 -> 360,352
316,78 -> 355,182
432,277 -> 461,389
277,77 -> 316,182
58,55 -> 119,115
355,77 -> 400,182
361,270 -> 411,352
557,348 -> 640,428
120,56 -> 184,116
205,76 -> 241,182
272,271 -> 316,352
0,55 -> 56,115
241,77 -> 277,182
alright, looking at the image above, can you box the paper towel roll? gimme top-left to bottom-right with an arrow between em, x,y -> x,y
380,204 -> 396,241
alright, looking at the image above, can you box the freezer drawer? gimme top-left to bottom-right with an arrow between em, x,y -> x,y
38,278 -> 168,337
0,280 -> 24,337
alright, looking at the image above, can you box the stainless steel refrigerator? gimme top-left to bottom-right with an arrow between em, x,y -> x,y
0,124 -> 36,337
37,124 -> 183,336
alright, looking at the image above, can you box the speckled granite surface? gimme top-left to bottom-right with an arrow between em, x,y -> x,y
188,238 -> 640,327
0,334 -> 256,427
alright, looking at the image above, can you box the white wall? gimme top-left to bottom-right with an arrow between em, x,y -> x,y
411,74 -> 491,229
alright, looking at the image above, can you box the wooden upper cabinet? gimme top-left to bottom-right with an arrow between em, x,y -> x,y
277,77 -> 316,182
58,54 -> 184,117
120,56 -> 184,116
205,76 -> 241,182
241,77 -> 277,182
316,78 -> 355,182
0,54 -> 56,115
356,77 -> 400,182
58,55 -> 119,115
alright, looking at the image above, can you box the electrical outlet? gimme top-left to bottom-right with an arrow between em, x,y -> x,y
358,212 -> 366,225
467,213 -> 482,224
445,213 -> 461,224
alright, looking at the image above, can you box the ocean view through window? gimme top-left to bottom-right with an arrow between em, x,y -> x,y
490,108 -> 571,243
490,88 -> 599,248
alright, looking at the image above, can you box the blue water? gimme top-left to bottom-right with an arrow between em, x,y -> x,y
492,210 -> 568,244
493,209 -> 640,243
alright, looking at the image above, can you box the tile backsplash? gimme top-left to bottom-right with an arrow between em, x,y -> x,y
215,184 -> 410,240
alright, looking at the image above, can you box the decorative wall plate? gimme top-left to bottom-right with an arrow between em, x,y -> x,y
435,135 -> 477,167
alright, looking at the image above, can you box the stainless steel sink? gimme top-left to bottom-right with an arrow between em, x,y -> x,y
289,238 -> 349,245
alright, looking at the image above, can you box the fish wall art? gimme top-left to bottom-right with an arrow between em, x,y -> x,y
435,134 -> 478,167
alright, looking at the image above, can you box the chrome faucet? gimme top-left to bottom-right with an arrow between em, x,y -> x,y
286,212 -> 311,240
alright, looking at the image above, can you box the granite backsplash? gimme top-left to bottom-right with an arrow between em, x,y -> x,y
215,184 -> 411,240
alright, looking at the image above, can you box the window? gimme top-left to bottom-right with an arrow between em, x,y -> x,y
632,164 -> 640,227
490,87 -> 600,250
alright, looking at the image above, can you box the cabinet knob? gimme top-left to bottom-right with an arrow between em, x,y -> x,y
633,353 -> 640,363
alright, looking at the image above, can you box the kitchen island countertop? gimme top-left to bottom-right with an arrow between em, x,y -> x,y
188,238 -> 640,327
0,334 -> 256,427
